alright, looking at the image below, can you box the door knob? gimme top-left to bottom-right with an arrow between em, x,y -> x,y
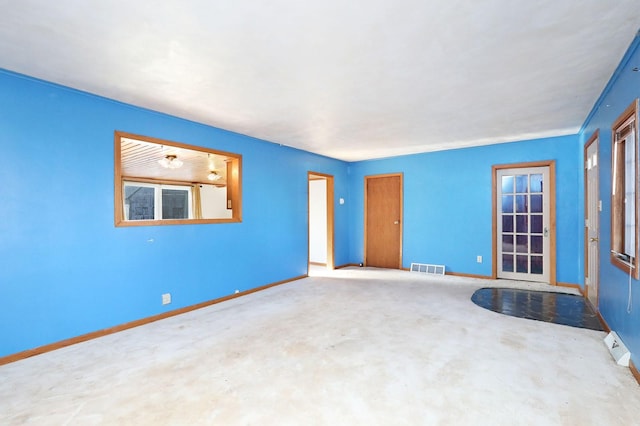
393,220 -> 400,225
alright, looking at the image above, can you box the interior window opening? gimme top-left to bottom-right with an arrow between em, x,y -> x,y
114,131 -> 242,226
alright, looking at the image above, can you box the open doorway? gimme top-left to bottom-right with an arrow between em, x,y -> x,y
308,172 -> 335,270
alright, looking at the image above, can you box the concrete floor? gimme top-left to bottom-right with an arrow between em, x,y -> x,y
1,267 -> 639,425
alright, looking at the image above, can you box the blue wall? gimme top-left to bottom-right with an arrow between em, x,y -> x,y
579,35 -> 640,365
0,70 -> 351,358
346,135 -> 582,283
3,33 -> 640,368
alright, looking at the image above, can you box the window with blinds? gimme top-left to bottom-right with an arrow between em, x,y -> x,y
611,99 -> 639,278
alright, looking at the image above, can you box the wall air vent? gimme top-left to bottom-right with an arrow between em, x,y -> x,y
410,263 -> 445,275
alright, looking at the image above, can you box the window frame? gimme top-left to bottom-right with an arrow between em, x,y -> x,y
123,181 -> 194,221
610,99 -> 639,279
114,131 -> 242,227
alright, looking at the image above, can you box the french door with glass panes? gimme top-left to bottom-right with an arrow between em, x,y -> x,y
496,166 -> 551,283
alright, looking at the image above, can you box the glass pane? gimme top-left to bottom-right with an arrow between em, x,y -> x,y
530,174 -> 543,193
502,215 -> 514,232
516,175 -> 528,193
502,176 -> 514,193
531,215 -> 543,234
516,235 -> 528,253
516,215 -> 528,233
502,254 -> 514,272
162,189 -> 189,219
502,234 -> 514,253
516,195 -> 528,213
502,195 -> 514,213
624,133 -> 635,257
531,236 -> 543,254
516,255 -> 528,273
531,256 -> 543,274
531,194 -> 543,213
124,186 -> 155,220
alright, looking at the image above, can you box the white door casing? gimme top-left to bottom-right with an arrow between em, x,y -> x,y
585,136 -> 600,308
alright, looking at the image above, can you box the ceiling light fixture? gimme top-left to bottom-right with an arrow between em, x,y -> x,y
158,154 -> 183,169
207,171 -> 222,181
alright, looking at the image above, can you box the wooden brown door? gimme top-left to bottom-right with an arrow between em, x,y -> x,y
365,174 -> 403,269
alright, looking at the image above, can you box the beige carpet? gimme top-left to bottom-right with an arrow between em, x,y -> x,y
1,267 -> 639,425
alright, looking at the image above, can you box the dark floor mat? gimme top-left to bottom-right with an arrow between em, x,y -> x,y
471,287 -> 604,331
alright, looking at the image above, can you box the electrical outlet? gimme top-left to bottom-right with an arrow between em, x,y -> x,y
476,255 -> 483,263
162,293 -> 171,305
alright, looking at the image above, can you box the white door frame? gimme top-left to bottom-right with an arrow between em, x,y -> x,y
492,161 -> 556,285
584,131 -> 600,308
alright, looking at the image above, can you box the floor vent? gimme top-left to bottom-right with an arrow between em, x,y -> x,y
604,331 -> 630,366
410,263 -> 445,275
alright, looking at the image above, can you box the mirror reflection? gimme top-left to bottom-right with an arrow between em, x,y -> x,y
115,131 -> 242,226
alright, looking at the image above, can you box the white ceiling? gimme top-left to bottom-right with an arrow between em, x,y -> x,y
1,1 -> 639,161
